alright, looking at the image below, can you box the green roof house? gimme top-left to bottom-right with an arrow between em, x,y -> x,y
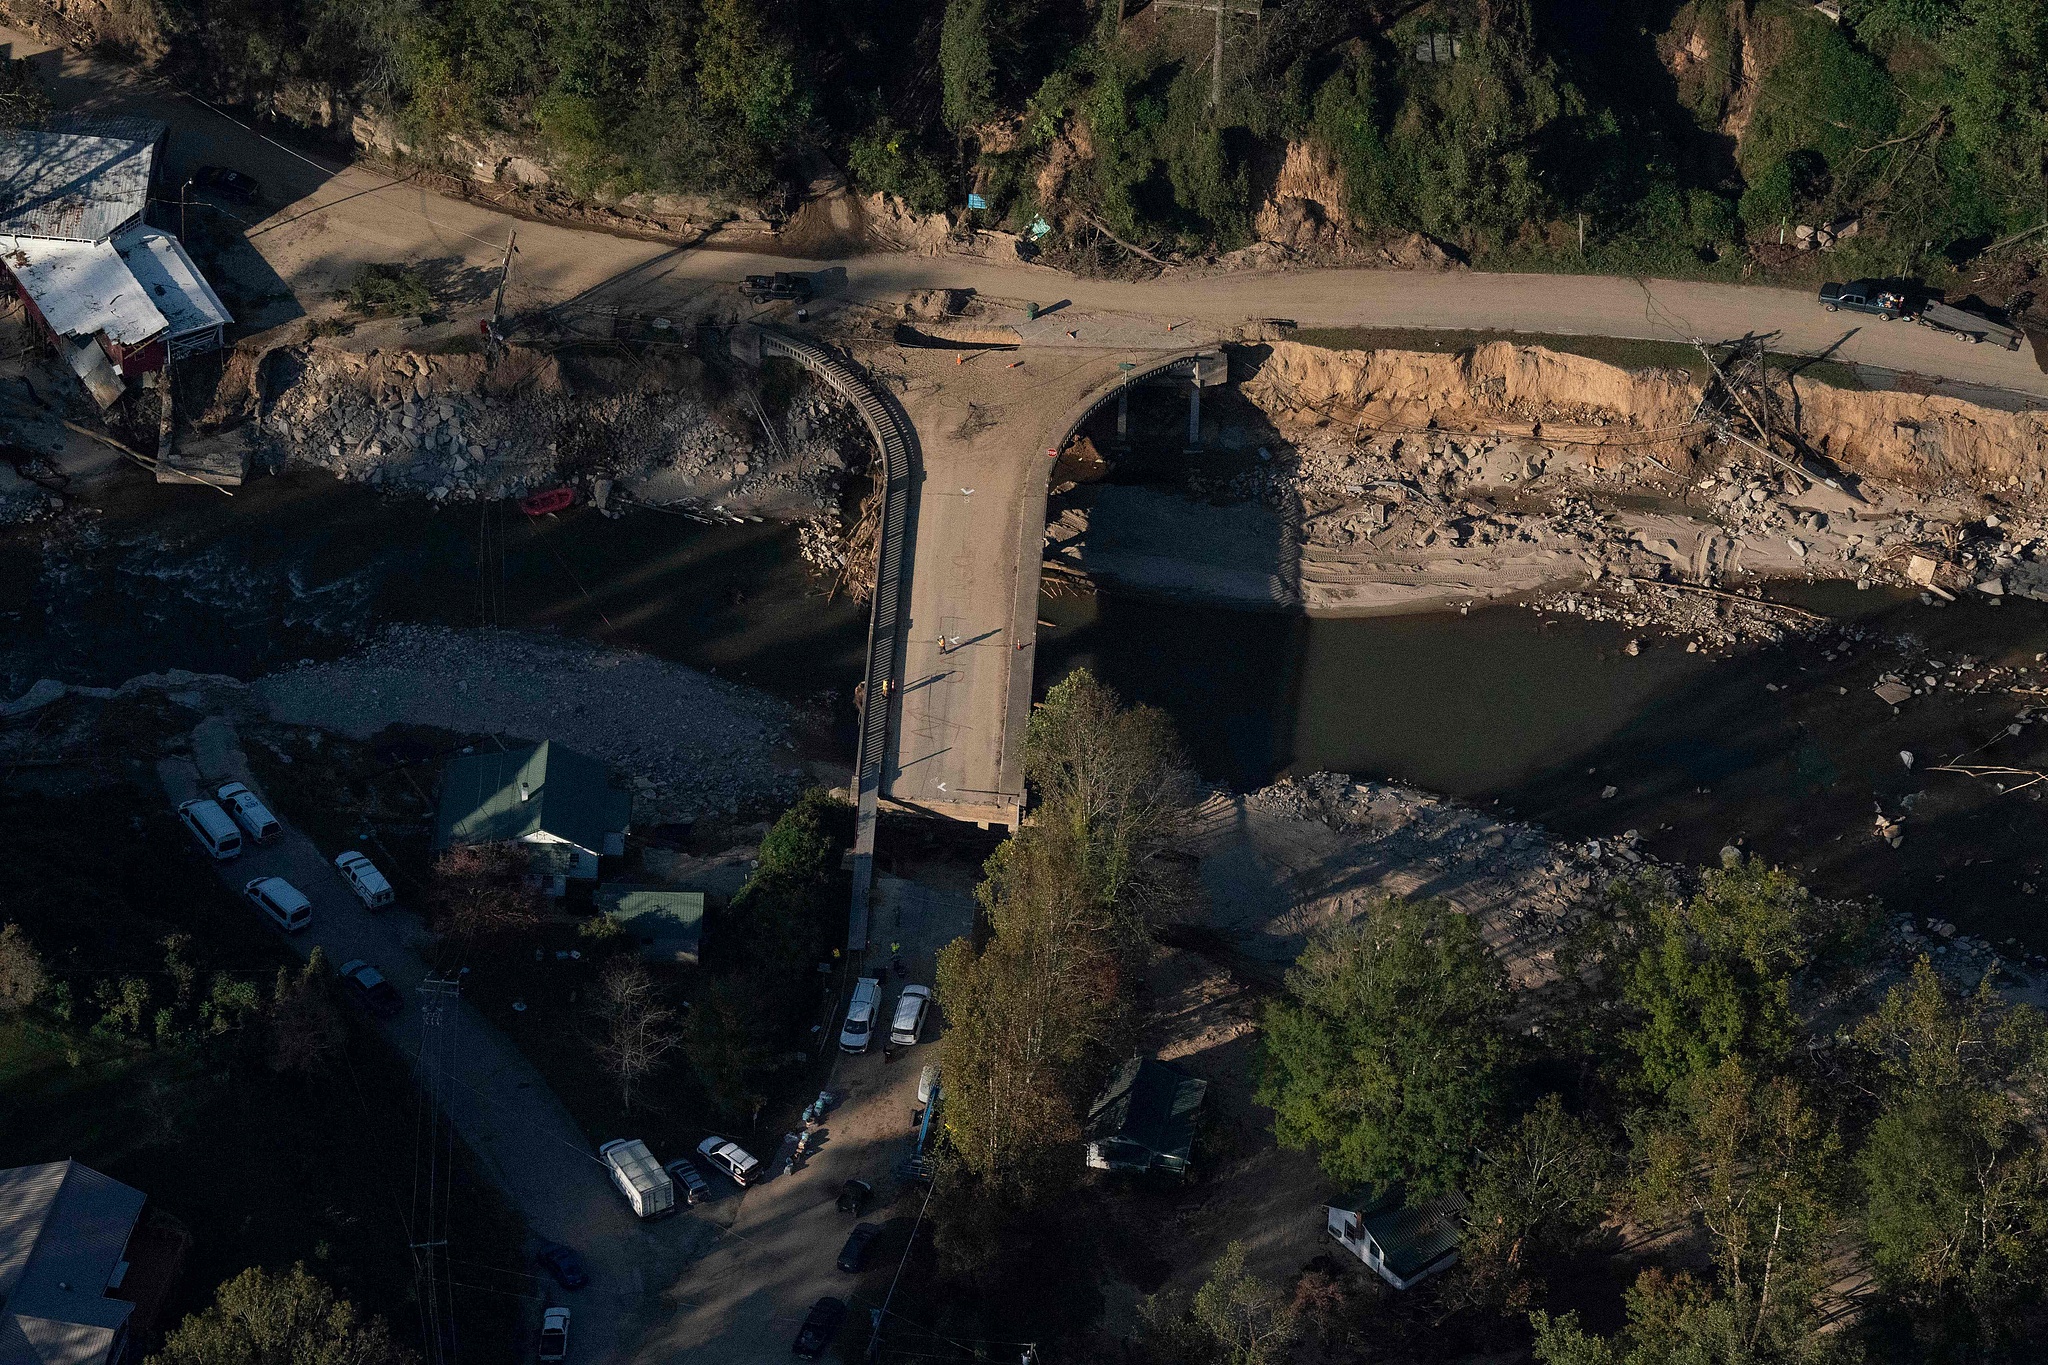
1084,1055 -> 1207,1178
1325,1185 -> 1468,1290
596,886 -> 703,965
434,741 -> 632,887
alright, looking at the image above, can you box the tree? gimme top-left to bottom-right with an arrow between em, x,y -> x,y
1613,859 -> 1811,1099
1256,898 -> 1507,1195
1460,1095 -> 1612,1306
267,951 -> 344,1076
0,58 -> 48,130
1190,1241 -> 1298,1365
1023,669 -> 1197,928
1627,1060 -> 1838,1359
940,0 -> 998,132
149,1262 -> 412,1365
0,922 -> 46,1013
1851,959 -> 2048,1348
426,843 -> 543,942
591,959 -> 683,1112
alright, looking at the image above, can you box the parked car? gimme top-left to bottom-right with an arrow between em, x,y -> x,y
338,959 -> 403,1018
243,876 -> 311,932
192,165 -> 259,204
741,271 -> 812,303
663,1158 -> 712,1205
791,1297 -> 847,1359
837,1223 -> 880,1273
835,1179 -> 872,1215
335,851 -> 395,908
839,976 -> 881,1053
538,1306 -> 570,1362
534,1243 -> 588,1290
177,798 -> 243,859
890,985 -> 932,1046
597,1139 -> 675,1219
215,782 -> 281,843
696,1136 -> 760,1186
917,1064 -> 941,1108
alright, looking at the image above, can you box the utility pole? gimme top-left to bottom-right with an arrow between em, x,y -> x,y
490,229 -> 517,328
1152,0 -> 1262,109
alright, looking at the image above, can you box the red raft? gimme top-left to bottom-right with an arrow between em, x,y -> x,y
518,486 -> 575,516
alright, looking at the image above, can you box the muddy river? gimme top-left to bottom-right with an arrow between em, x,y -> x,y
7,472 -> 2047,951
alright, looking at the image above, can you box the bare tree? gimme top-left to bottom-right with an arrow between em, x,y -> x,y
591,960 -> 683,1112
427,843 -> 544,941
0,923 -> 47,1013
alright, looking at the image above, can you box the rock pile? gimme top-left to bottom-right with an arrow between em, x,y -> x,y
254,625 -> 808,823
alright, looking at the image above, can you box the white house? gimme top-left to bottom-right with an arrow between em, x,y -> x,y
1325,1185 -> 1468,1290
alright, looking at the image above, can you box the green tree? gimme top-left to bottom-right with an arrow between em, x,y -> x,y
1257,898 -> 1507,1195
1614,859 -> 1810,1099
1190,1241 -> 1298,1365
0,922 -> 46,1013
696,0 -> 809,146
1851,959 -> 2048,1349
1461,1095 -> 1612,1303
940,0 -> 998,132
149,1262 -> 412,1365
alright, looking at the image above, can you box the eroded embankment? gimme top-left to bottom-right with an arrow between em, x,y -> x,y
1047,341 -> 2048,641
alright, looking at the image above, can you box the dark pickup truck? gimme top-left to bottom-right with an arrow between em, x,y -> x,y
741,272 -> 813,303
1818,279 -> 1906,320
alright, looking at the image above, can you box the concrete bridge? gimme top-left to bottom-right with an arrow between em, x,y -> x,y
734,323 -> 1225,946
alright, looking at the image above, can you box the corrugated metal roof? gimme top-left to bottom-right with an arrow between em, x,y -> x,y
0,1160 -> 146,1365
597,886 -> 703,962
117,227 -> 231,340
1337,1184 -> 1468,1283
0,234 -> 167,345
0,127 -> 159,244
434,741 -> 633,856
1086,1056 -> 1207,1169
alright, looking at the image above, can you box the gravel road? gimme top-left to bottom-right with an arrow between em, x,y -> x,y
254,625 -> 807,823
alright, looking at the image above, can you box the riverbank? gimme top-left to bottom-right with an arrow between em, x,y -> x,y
1049,340 -> 2048,648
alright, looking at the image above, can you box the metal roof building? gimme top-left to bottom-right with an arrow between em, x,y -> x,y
595,886 -> 703,964
434,741 -> 633,884
1325,1184 -> 1469,1289
1084,1055 -> 1208,1177
0,1160 -> 148,1365
0,121 -> 164,244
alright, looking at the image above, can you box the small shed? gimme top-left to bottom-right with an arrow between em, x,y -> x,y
1325,1185 -> 1468,1290
1084,1055 -> 1207,1177
596,886 -> 703,965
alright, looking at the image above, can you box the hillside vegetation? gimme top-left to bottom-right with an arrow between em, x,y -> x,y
51,1 -> 2048,275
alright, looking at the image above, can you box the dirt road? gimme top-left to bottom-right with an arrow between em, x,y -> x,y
9,23 -> 2045,399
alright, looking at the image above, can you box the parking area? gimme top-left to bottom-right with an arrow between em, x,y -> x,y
633,868 -> 976,1364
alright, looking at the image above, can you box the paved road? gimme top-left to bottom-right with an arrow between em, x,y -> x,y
156,713 -> 707,1365
9,22 -> 2045,399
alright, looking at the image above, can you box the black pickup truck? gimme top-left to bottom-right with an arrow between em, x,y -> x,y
1818,279 -> 1906,320
741,272 -> 813,303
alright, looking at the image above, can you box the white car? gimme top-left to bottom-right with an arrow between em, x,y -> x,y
177,798 -> 242,859
890,985 -> 933,1047
696,1136 -> 760,1186
334,851 -> 395,908
216,782 -> 281,843
243,876 -> 311,932
839,976 -> 881,1053
538,1307 -> 569,1362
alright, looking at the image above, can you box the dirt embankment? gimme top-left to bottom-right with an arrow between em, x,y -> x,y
243,341 -> 865,521
1052,341 -> 2048,638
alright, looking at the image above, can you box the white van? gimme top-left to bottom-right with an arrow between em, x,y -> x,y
178,799 -> 243,859
216,782 -> 281,843
839,976 -> 881,1052
335,851 -> 395,908
243,876 -> 312,933
890,985 -> 933,1047
598,1138 -> 676,1218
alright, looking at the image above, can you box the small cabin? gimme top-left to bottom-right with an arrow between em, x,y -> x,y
1325,1184 -> 1468,1290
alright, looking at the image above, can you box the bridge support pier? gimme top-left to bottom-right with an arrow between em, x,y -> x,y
1117,390 -> 1128,440
1186,384 -> 1201,450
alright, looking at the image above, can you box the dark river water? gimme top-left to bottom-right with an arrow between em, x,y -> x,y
8,472 -> 2048,950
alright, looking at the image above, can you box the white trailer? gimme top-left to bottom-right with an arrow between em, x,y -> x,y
598,1138 -> 675,1218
